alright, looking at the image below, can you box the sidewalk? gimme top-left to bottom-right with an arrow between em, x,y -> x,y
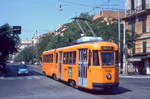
119,74 -> 150,79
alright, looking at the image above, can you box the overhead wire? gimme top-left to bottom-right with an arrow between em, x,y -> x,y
58,0 -> 124,12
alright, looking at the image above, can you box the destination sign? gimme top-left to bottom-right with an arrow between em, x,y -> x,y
101,46 -> 113,51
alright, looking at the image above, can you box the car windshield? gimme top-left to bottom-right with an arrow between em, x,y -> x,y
101,52 -> 114,66
19,65 -> 27,69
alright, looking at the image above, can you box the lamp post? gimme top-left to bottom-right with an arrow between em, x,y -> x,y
117,8 -> 121,73
122,21 -> 127,74
122,0 -> 128,75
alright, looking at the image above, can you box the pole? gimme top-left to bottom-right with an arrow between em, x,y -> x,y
117,9 -> 121,73
32,36 -> 34,65
123,21 -> 126,74
123,0 -> 127,74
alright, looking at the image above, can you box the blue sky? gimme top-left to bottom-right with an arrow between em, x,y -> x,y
0,0 -> 125,40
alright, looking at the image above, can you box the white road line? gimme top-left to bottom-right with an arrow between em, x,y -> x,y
0,77 -> 5,80
0,76 -> 43,80
120,75 -> 150,79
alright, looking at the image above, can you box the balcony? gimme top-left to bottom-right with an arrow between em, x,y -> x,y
126,3 -> 150,17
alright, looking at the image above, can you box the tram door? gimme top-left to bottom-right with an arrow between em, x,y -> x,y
78,49 -> 88,87
59,52 -> 63,79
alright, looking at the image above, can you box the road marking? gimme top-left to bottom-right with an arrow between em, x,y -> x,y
0,76 -> 43,80
120,75 -> 150,79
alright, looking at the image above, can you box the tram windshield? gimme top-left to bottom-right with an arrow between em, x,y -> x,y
101,52 -> 114,66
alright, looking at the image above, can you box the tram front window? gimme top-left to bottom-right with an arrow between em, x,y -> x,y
101,52 -> 114,66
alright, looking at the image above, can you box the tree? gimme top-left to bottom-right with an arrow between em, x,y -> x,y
62,13 -> 119,44
0,24 -> 20,72
16,13 -> 140,64
14,46 -> 35,63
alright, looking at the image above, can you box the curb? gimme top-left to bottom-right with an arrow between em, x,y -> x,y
119,75 -> 150,79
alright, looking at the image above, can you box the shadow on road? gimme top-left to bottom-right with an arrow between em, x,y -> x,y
29,70 -> 43,76
77,86 -> 131,95
0,64 -> 44,77
49,77 -> 131,95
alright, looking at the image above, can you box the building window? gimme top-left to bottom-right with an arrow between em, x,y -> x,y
142,18 -> 146,33
132,43 -> 135,54
143,41 -> 147,53
131,0 -> 135,10
128,19 -> 135,33
131,22 -> 135,33
146,17 -> 150,32
142,0 -> 146,10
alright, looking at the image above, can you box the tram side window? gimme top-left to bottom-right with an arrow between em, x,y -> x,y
69,52 -> 72,64
72,51 -> 76,65
93,50 -> 99,66
63,52 -> 67,64
48,55 -> 51,62
66,52 -> 69,64
88,50 -> 91,66
63,51 -> 76,65
45,54 -> 53,63
45,55 -> 48,62
56,53 -> 58,63
43,55 -> 48,62
42,56 -> 44,62
44,55 -> 47,62
50,54 -> 53,63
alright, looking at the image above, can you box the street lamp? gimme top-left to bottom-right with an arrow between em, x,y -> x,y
122,2 -> 127,74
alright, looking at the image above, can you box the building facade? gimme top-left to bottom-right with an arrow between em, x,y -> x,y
20,40 -> 32,50
124,0 -> 150,75
93,10 -> 125,25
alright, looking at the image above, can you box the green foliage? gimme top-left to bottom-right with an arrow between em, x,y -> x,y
16,13 -> 140,63
93,19 -> 118,42
45,34 -> 66,50
14,47 -> 35,63
0,24 -> 20,63
63,13 -> 119,44
126,30 -> 141,48
36,35 -> 53,56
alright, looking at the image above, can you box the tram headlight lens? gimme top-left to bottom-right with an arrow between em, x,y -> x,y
106,73 -> 112,80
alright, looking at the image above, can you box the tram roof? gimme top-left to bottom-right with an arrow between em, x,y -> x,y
42,41 -> 118,55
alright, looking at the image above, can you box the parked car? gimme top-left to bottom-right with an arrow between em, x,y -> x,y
17,64 -> 29,76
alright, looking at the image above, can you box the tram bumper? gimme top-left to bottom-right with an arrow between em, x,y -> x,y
92,82 -> 119,90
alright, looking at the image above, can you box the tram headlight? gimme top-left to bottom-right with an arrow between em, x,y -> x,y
106,73 -> 112,80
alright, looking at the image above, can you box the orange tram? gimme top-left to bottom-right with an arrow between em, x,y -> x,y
41,38 -> 119,90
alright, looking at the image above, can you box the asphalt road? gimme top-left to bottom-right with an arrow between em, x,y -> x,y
0,64 -> 150,99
